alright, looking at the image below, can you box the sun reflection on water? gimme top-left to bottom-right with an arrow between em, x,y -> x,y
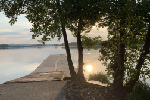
86,65 -> 93,72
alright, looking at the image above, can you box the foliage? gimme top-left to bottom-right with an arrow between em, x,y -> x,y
81,35 -> 102,50
63,0 -> 107,36
125,80 -> 150,100
99,17 -> 150,80
1,0 -> 108,81
88,72 -> 110,85
2,0 -> 150,90
98,0 -> 150,90
1,0 -> 105,48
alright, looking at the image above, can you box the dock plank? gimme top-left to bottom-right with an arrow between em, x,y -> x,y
4,72 -> 65,84
57,54 -> 71,77
31,67 -> 55,74
38,55 -> 58,68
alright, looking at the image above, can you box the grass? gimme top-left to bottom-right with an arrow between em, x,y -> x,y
88,72 -> 110,85
124,80 -> 150,100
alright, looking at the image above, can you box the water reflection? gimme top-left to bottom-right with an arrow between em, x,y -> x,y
86,65 -> 92,72
0,46 -> 105,84
61,46 -> 77,49
1,46 -> 150,84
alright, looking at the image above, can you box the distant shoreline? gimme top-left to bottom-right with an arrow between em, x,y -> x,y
0,41 -> 103,47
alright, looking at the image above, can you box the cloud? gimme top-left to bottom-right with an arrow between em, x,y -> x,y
0,31 -> 31,39
0,32 -> 22,35
4,35 -> 31,39
0,28 -> 33,36
21,22 -> 33,28
0,12 -> 10,22
22,29 -> 33,35
0,11 -> 109,44
88,27 -> 108,34
23,28 -> 30,31
82,26 -> 108,40
0,29 -> 14,32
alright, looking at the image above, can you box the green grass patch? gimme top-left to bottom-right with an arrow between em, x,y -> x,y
88,72 -> 110,84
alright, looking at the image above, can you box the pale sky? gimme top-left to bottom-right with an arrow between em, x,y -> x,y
0,12 -> 108,44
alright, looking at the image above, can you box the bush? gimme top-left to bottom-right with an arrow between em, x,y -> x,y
88,72 -> 110,84
125,80 -> 150,100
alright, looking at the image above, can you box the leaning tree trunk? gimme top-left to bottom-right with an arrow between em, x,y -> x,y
125,22 -> 150,92
56,0 -> 77,80
61,24 -> 77,80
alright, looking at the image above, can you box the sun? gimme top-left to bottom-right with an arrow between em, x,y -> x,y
86,65 -> 92,72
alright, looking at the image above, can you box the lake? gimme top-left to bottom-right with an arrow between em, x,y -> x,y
0,46 -> 149,84
0,46 -> 106,84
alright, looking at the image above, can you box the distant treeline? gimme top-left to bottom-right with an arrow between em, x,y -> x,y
0,44 -> 9,47
54,41 -> 104,47
0,44 -> 52,47
54,42 -> 77,46
0,41 -> 105,47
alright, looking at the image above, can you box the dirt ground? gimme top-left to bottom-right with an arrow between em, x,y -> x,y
65,81 -> 126,100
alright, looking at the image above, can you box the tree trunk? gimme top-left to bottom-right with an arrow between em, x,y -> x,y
113,19 -> 125,90
125,22 -> 150,91
76,18 -> 85,81
56,0 -> 77,80
112,1 -> 127,91
113,35 -> 125,90
61,24 -> 77,80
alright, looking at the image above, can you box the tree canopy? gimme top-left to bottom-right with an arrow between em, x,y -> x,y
1,0 -> 150,94
0,0 -> 104,81
99,0 -> 150,92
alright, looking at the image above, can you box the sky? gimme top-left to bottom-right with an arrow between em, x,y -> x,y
0,12 -> 108,44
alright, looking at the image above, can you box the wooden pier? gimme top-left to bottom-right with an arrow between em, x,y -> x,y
0,54 -> 108,100
4,54 -> 75,83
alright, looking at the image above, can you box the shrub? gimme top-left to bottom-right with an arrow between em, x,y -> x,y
88,72 -> 110,84
125,80 -> 150,100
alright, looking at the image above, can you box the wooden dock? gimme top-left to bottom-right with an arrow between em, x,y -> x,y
4,54 -> 75,84
0,54 -> 108,100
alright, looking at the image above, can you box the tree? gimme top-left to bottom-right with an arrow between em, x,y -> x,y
1,0 -> 78,80
99,0 -> 150,92
124,0 -> 150,91
1,0 -> 104,81
61,0 -> 104,81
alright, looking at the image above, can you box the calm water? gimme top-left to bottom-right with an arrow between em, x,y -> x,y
1,46 -> 149,84
0,46 -> 105,84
